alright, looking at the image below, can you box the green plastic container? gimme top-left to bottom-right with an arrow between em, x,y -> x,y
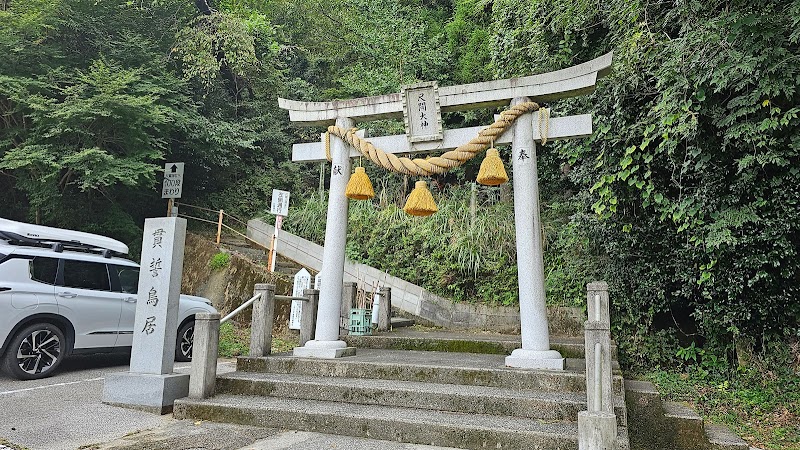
349,308 -> 373,336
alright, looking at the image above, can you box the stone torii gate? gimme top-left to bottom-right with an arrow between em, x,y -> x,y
280,52 -> 612,370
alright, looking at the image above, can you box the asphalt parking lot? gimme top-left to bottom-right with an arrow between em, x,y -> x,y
0,353 -> 235,450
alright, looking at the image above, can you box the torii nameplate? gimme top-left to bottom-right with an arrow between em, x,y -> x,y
278,52 -> 612,126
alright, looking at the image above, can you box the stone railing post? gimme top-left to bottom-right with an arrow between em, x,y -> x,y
584,322 -> 613,413
341,282 -> 357,336
300,289 -> 319,347
578,281 -> 617,450
189,312 -> 220,399
587,281 -> 610,325
249,283 -> 275,357
377,287 -> 392,332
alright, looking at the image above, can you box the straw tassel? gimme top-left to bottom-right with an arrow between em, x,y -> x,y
476,147 -> 508,186
345,166 -> 375,200
403,181 -> 438,216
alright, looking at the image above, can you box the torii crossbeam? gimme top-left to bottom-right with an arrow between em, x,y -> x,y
281,52 -> 613,370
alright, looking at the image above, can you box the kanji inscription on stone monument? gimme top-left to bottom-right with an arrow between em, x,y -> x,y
129,218 -> 187,374
102,217 -> 191,414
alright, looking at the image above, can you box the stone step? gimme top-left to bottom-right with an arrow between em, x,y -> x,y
216,371 -> 627,425
236,349 -> 625,395
390,317 -> 415,328
341,332 -> 613,359
663,401 -> 707,449
624,380 -> 750,450
706,424 -> 749,450
174,395 -> 630,450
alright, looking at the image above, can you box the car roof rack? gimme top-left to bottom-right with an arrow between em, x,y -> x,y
0,219 -> 129,257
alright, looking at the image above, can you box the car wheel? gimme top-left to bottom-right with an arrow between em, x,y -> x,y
2,323 -> 66,380
175,320 -> 194,362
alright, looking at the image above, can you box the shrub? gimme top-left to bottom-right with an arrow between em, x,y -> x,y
209,252 -> 231,270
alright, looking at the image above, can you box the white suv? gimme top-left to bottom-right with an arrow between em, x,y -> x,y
0,219 -> 216,380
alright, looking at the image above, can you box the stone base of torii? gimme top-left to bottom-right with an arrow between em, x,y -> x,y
280,52 -> 613,370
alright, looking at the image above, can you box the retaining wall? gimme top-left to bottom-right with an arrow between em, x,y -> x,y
248,218 -> 583,335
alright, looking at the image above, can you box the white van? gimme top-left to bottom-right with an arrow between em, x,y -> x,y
0,219 -> 216,380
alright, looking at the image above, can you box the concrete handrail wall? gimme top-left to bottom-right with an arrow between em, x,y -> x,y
247,218 -> 585,334
247,218 -> 428,317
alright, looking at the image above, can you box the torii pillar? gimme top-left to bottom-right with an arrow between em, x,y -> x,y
279,53 -> 613,366
505,96 -> 564,369
293,116 -> 356,358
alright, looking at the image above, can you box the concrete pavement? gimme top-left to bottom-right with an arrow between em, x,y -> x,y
96,421 -> 464,450
0,354 -> 464,450
0,353 -> 235,450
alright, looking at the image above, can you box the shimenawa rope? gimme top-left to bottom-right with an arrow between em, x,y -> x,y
324,101 -> 544,177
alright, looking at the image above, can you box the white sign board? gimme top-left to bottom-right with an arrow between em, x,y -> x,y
161,163 -> 185,199
371,291 -> 381,325
289,268 -> 311,330
401,81 -> 443,144
314,272 -> 322,290
270,189 -> 290,216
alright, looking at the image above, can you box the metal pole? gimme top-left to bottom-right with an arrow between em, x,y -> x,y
318,162 -> 325,198
270,217 -> 281,272
470,182 -> 477,228
220,293 -> 261,324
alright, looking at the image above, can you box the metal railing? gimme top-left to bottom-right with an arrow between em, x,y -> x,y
220,293 -> 260,324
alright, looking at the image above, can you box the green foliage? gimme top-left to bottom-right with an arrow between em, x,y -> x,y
467,0 -> 800,368
284,184 -> 601,306
0,0 -> 300,237
445,0 -> 493,84
646,342 -> 800,450
1,59 -> 170,196
676,342 -> 704,364
1,0 -> 798,408
209,252 -> 232,270
173,12 -> 264,89
218,321 -> 250,357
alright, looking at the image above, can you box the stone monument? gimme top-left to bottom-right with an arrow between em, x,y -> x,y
102,217 -> 190,413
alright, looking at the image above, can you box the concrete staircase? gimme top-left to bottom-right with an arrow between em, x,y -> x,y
625,380 -> 749,450
175,347 -> 631,450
